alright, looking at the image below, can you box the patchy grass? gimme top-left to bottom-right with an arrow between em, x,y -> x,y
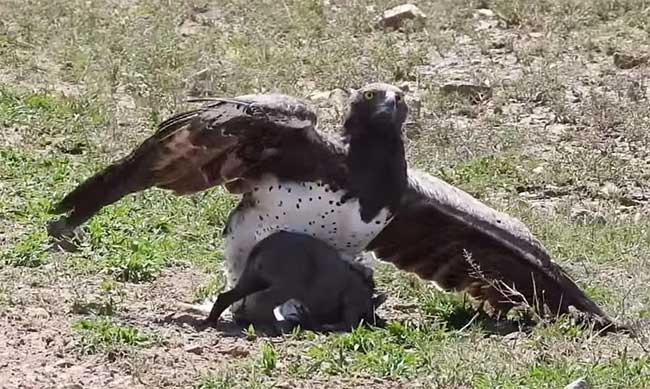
258,341 -> 277,375
195,375 -> 237,389
1,0 -> 649,387
72,318 -> 151,355
193,273 -> 227,302
71,279 -> 126,316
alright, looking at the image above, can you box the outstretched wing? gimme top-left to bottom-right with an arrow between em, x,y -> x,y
49,94 -> 344,237
367,169 -> 618,330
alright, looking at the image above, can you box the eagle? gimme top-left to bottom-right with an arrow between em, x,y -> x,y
47,83 -> 618,331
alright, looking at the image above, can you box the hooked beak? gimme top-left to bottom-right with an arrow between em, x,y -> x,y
371,94 -> 398,122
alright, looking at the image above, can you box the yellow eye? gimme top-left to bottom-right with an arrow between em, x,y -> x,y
363,91 -> 374,100
395,94 -> 403,103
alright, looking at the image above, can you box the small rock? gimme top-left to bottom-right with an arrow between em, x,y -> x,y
546,123 -> 568,138
565,88 -> 582,103
475,19 -> 498,31
176,19 -> 203,37
193,9 -> 222,26
441,81 -> 492,102
379,4 -> 426,30
490,37 -> 507,49
309,90 -> 332,102
184,344 -> 204,355
570,207 -> 606,225
55,360 -> 74,368
613,52 -> 649,69
600,182 -> 620,198
29,307 -> 51,319
503,331 -> 523,342
220,346 -> 250,358
310,88 -> 349,108
565,377 -> 589,389
476,9 -> 495,18
53,82 -> 82,98
113,87 -> 136,110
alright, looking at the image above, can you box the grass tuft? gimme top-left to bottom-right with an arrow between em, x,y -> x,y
72,318 -> 150,355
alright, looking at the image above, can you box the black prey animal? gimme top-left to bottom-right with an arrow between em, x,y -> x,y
207,230 -> 385,333
48,83 -> 620,331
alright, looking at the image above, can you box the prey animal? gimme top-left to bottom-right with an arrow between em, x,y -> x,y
209,231 -> 386,333
48,82 -> 621,331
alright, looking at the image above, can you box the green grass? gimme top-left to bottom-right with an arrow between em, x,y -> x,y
258,341 -> 277,375
71,279 -> 126,316
195,375 -> 237,389
1,0 -> 649,387
192,273 -> 227,302
436,154 -> 535,198
72,318 -> 151,355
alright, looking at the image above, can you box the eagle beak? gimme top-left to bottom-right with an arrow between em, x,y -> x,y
372,94 -> 398,122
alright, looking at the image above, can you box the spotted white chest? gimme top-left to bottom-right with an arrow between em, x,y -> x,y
223,175 -> 393,284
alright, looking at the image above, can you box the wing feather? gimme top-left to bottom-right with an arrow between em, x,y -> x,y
48,93 -> 337,238
368,169 -> 620,331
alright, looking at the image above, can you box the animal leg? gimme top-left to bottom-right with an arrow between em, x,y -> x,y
206,275 -> 268,323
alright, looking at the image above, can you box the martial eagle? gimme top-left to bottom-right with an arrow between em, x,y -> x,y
48,83 -> 617,330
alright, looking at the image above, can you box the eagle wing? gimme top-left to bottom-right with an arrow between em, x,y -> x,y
49,94 -> 341,237
367,169 -> 618,330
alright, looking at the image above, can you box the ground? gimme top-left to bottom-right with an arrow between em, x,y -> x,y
1,0 -> 649,388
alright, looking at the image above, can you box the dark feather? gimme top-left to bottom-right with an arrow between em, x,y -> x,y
368,169 -> 621,331
49,94 -> 338,233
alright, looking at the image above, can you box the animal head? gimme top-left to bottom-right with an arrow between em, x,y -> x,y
343,83 -> 408,138
347,260 -> 387,326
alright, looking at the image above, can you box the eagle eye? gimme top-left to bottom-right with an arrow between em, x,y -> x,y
363,91 -> 374,101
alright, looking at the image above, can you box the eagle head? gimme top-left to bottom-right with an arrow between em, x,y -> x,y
343,83 -> 408,139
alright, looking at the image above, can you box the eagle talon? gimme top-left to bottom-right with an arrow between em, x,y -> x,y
46,217 -> 85,252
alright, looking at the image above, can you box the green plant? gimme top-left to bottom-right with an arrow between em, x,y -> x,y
72,319 -> 149,355
259,342 -> 277,375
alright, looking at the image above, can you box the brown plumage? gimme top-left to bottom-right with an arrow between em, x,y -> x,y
48,85 -> 621,332
50,94 -> 341,230
368,171 -> 619,330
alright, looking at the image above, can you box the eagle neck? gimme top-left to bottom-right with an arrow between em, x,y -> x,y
345,124 -> 407,223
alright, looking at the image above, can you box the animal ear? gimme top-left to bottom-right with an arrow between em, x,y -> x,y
372,292 -> 387,308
